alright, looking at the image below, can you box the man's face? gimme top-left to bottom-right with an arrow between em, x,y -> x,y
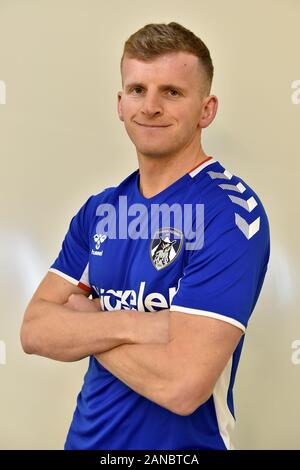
118,51 -> 212,159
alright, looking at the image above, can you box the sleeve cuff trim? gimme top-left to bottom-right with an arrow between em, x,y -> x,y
48,268 -> 91,293
169,305 -> 246,333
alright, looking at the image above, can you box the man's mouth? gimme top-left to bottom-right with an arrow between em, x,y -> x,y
135,122 -> 171,128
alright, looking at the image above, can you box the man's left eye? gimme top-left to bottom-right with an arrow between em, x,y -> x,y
169,90 -> 179,96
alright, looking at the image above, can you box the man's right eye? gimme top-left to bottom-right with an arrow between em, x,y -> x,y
131,87 -> 143,94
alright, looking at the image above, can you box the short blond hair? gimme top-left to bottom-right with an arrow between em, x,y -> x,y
120,22 -> 214,95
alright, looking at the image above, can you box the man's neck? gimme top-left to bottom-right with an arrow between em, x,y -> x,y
137,146 -> 209,199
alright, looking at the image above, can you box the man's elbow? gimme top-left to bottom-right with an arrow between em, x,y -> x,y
20,321 -> 38,355
20,319 -> 82,362
167,381 -> 211,416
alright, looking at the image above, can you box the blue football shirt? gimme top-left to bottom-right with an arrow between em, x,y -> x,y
49,156 -> 270,450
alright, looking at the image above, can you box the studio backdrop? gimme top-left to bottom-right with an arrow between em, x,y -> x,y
0,0 -> 299,449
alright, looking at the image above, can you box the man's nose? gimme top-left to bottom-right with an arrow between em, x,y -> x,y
140,92 -> 163,116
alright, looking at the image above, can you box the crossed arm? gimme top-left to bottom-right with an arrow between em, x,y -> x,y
66,293 -> 243,416
21,273 -> 243,416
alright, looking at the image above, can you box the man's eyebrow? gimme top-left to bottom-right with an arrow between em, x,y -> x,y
124,82 -> 187,93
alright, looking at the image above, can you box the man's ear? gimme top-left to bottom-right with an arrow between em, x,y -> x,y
117,91 -> 124,121
198,95 -> 218,129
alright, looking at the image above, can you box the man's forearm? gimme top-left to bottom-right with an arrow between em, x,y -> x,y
21,300 -> 169,362
95,339 -> 181,414
21,299 -> 135,361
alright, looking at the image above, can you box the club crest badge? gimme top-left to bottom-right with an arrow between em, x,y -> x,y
150,227 -> 184,271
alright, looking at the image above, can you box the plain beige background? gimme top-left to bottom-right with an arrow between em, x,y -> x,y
0,0 -> 299,449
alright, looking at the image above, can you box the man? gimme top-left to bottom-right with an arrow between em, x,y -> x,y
20,22 -> 270,450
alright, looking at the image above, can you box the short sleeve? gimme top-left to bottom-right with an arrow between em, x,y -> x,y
170,202 -> 270,332
48,195 -> 96,293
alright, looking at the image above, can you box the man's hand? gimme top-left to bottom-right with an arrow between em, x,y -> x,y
65,294 -> 170,345
64,294 -> 101,312
128,309 -> 171,345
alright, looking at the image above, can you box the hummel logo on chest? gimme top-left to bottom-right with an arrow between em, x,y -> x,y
91,233 -> 107,256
